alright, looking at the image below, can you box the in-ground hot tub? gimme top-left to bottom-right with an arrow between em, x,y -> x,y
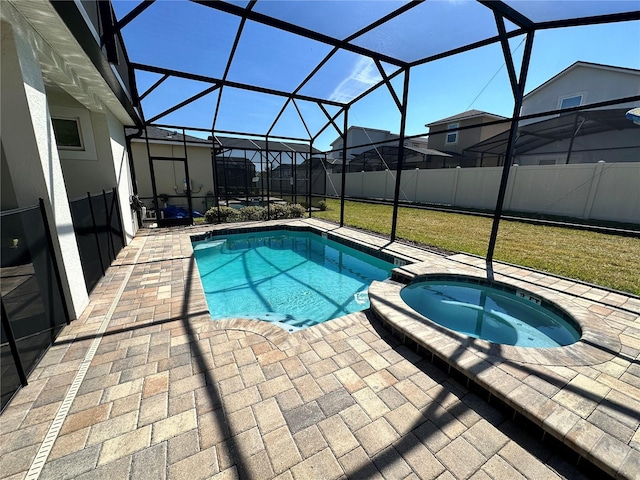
400,275 -> 581,347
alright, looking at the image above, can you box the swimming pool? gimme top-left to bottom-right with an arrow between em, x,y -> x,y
400,277 -> 581,347
193,230 -> 394,330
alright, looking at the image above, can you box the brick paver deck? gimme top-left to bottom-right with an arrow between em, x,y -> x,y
0,219 -> 637,479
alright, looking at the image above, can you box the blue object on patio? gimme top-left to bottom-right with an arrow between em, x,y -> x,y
626,107 -> 640,125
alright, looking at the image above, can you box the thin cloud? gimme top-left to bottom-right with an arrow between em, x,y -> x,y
329,57 -> 382,103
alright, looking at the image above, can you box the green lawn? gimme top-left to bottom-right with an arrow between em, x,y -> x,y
313,199 -> 640,296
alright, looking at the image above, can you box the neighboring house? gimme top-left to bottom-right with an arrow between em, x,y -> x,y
466,62 -> 640,166
331,127 -> 452,171
329,126 -> 399,161
347,140 -> 453,172
520,61 -> 640,120
425,110 -> 510,167
324,157 -> 343,174
1,1 -> 140,407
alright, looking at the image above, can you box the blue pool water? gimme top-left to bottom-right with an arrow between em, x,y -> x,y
193,230 -> 394,330
401,279 -> 581,347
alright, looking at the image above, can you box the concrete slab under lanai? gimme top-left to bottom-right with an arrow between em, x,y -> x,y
1,219 -> 638,480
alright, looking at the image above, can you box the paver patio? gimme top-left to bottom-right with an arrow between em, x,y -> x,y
0,219 -> 637,480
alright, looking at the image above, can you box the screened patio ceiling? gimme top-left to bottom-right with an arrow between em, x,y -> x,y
112,0 -> 640,143
110,0 -> 639,260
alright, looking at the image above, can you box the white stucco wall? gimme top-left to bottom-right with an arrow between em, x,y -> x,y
1,15 -> 88,317
44,75 -> 137,243
106,110 -> 137,242
131,141 -> 216,213
1,145 -> 19,210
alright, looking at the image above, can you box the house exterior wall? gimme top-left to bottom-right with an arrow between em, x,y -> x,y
521,65 -> 640,119
106,110 -> 137,242
1,1 -> 139,318
1,13 -> 88,317
514,65 -> 640,165
428,116 -> 509,157
44,89 -> 138,240
46,90 -> 117,195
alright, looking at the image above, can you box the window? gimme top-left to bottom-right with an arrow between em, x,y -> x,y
446,123 -> 458,144
51,117 -> 84,150
49,105 -> 97,160
559,94 -> 583,110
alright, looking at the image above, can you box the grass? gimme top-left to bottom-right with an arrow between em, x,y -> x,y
313,199 -> 640,296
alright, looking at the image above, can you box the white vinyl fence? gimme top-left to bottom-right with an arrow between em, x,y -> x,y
326,161 -> 640,224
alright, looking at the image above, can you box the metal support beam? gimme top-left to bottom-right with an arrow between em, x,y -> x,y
486,30 -> 535,271
115,0 -> 156,31
144,126 -> 161,223
102,189 -> 115,261
139,73 -> 169,102
212,9 -> 250,131
267,99 -> 291,137
339,109 -> 349,227
211,129 -> 221,221
98,1 -> 118,64
147,85 -> 220,124
292,99 -> 312,139
390,69 -> 411,242
191,0 -> 409,68
478,0 -> 534,29
494,13 -> 520,99
314,104 -> 343,142
266,137 -> 271,219
308,141 -> 313,217
86,192 -> 106,276
182,129 -> 194,224
132,63 -> 345,107
565,113 -> 582,164
112,186 -> 126,249
1,297 -> 29,388
374,59 -> 402,111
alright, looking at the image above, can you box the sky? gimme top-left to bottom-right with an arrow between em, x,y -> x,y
113,1 -> 640,152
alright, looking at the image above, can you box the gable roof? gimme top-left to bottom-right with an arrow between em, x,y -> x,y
524,61 -> 640,99
426,109 -> 507,127
128,126 -> 212,145
329,126 -> 398,148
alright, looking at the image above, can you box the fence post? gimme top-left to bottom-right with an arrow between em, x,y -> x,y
504,164 -> 518,212
112,186 -> 126,249
102,190 -> 115,261
87,192 -> 106,275
451,166 -> 461,206
39,198 -> 72,325
583,160 -> 605,219
1,298 -> 28,386
414,168 -> 420,202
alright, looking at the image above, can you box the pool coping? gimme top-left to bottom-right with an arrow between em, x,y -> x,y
368,263 -> 635,479
190,223 -> 414,333
374,267 -> 620,367
191,222 -> 413,268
